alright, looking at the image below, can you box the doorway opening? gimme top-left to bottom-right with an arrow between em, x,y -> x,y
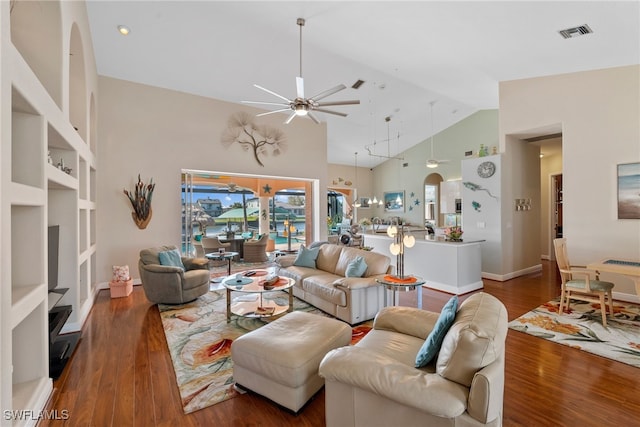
424,173 -> 444,228
181,169 -> 318,257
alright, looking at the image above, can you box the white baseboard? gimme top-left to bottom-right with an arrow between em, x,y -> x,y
482,264 -> 543,282
613,291 -> 640,304
96,278 -> 142,290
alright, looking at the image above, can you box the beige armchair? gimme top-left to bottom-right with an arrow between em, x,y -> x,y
138,245 -> 210,304
242,233 -> 268,263
201,236 -> 231,255
319,292 -> 508,427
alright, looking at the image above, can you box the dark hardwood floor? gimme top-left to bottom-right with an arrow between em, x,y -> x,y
40,260 -> 640,426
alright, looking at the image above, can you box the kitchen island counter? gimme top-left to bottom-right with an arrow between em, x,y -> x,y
364,232 -> 483,295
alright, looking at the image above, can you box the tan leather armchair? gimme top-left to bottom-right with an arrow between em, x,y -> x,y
319,292 -> 508,427
242,233 -> 268,263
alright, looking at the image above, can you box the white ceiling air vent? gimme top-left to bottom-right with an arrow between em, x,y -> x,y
558,24 -> 593,39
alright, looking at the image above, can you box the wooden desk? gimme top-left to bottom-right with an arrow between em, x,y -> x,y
587,259 -> 640,296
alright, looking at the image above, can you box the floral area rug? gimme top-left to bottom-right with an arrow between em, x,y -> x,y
508,298 -> 640,368
158,290 -> 372,414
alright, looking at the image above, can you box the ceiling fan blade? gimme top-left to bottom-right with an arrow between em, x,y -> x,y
307,111 -> 321,124
256,108 -> 293,117
284,111 -> 297,124
313,108 -> 348,117
316,100 -> 360,107
308,84 -> 346,102
242,100 -> 290,107
253,84 -> 292,103
296,76 -> 305,99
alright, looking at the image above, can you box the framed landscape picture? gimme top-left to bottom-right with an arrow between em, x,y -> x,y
618,162 -> 640,219
384,191 -> 405,212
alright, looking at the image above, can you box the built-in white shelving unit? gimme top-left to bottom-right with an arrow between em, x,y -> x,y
1,1 -> 98,424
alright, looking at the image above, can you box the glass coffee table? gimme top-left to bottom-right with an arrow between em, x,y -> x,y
222,269 -> 295,322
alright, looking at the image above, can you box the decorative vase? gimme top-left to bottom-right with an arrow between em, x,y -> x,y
133,208 -> 152,230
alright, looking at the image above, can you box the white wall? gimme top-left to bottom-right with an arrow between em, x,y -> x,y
97,77 -> 327,283
500,65 -> 640,300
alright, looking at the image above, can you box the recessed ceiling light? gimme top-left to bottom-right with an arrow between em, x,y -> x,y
117,25 -> 130,36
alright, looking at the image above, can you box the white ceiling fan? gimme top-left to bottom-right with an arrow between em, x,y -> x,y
242,18 -> 360,124
426,101 -> 450,168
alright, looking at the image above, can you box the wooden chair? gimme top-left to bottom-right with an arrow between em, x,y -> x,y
553,238 -> 615,326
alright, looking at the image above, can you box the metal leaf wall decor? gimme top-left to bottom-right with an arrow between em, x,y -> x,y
220,112 -> 288,167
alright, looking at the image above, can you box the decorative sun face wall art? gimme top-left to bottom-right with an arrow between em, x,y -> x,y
618,162 -> 640,219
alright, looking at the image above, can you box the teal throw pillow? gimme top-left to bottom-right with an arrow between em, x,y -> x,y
345,256 -> 368,277
158,249 -> 185,270
194,234 -> 202,242
293,245 -> 320,268
415,295 -> 459,367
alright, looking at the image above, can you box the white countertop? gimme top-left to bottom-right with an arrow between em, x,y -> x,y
363,232 -> 484,245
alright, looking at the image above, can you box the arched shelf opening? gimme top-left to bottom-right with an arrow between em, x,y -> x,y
10,0 -> 63,109
69,22 -> 87,142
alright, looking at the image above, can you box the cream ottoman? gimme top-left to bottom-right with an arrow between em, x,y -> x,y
231,311 -> 352,412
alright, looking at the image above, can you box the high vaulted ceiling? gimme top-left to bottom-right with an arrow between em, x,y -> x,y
86,1 -> 639,168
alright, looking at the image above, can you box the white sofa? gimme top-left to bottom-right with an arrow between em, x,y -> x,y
276,243 -> 392,324
318,292 -> 508,427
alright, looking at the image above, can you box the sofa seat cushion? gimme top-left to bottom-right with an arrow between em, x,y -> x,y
333,276 -> 382,291
301,274 -> 347,306
278,265 -> 321,284
437,293 -> 508,387
355,329 -> 433,372
319,346 -> 468,418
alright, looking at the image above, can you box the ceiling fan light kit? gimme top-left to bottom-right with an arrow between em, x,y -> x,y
242,17 -> 360,124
